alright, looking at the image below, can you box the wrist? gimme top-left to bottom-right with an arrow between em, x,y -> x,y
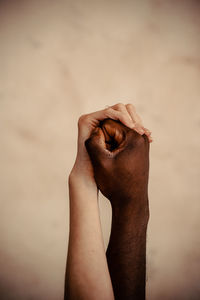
111,194 -> 149,225
68,170 -> 98,197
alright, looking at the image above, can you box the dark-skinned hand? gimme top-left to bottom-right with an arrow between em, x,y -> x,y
85,118 -> 150,210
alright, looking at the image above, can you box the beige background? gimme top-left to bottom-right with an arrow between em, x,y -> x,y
0,0 -> 200,299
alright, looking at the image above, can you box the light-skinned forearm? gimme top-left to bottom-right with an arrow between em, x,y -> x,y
65,174 -> 114,300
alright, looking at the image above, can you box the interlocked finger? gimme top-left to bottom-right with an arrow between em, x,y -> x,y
125,104 -> 143,126
126,103 -> 153,142
111,103 -> 144,135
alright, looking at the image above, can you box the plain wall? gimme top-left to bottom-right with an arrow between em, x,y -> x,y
0,0 -> 200,299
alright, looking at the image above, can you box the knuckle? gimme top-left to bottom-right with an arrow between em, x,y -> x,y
116,103 -> 125,109
129,130 -> 146,147
105,107 -> 113,115
136,135 -> 145,147
78,114 -> 90,126
127,103 -> 135,110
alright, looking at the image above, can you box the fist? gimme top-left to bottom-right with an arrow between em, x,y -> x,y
85,119 -> 150,209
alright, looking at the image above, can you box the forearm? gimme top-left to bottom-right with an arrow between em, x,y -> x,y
65,174 -> 114,300
106,197 -> 149,300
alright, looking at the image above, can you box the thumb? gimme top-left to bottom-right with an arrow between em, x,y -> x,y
85,127 -> 110,167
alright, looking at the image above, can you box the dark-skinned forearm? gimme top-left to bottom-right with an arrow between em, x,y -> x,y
106,197 -> 149,300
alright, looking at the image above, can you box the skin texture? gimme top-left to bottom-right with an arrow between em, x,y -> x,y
65,103 -> 152,300
85,119 -> 150,300
65,178 -> 114,300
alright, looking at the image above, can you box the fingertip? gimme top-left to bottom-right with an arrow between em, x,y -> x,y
133,125 -> 145,135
